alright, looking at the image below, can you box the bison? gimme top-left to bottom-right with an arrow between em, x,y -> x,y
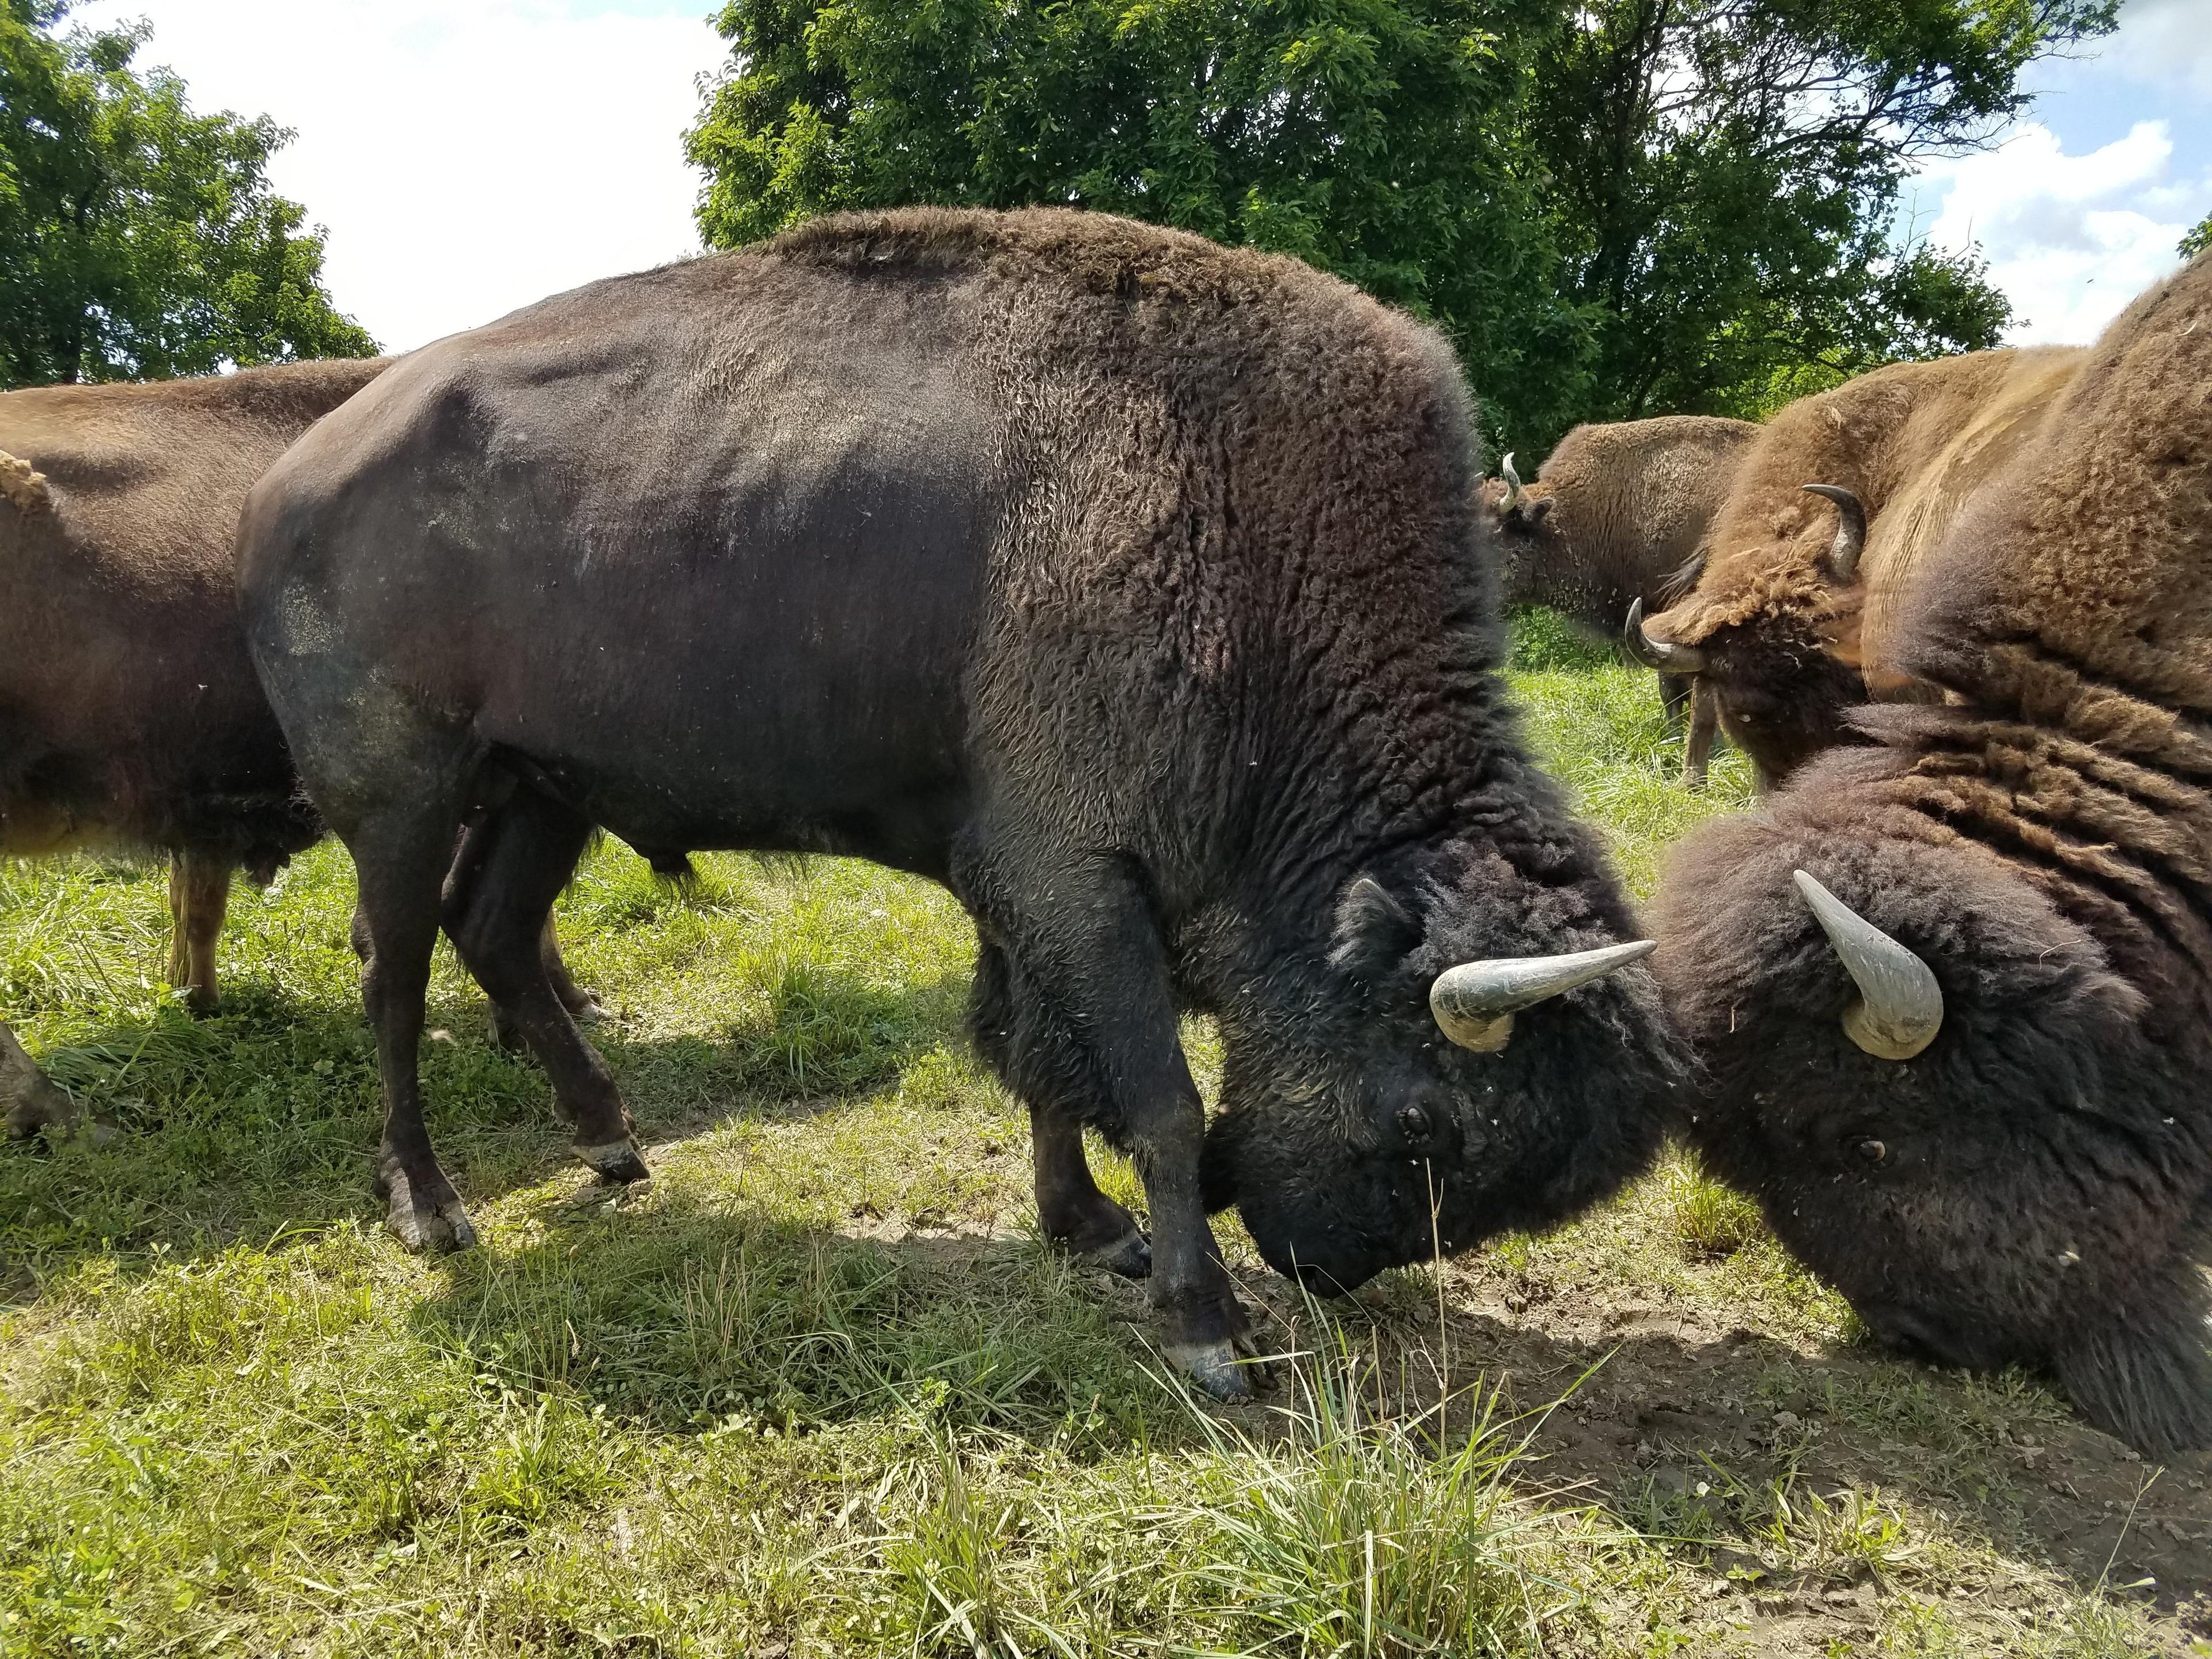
1626,346 -> 2084,787
1484,416 -> 1759,785
237,207 -> 1683,1396
0,361 -> 601,1138
1650,253 -> 2212,1453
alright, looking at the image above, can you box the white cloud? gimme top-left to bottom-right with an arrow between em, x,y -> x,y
2100,0 -> 2212,98
74,1 -> 732,353
1909,122 -> 2210,345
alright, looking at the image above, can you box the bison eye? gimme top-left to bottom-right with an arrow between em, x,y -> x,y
1856,1138 -> 1887,1165
1397,1105 -> 1434,1143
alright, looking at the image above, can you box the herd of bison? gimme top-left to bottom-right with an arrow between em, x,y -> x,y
4,207 -> 2211,1456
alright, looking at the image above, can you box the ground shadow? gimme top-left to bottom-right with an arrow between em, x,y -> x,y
0,961 -> 978,1290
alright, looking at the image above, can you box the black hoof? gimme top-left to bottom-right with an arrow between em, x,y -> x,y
575,1137 -> 650,1185
570,997 -> 608,1027
1082,1229 -> 1153,1279
1166,1338 -> 1257,1400
384,1188 -> 478,1253
377,1158 -> 478,1253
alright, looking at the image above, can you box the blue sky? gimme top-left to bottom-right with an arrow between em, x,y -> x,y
74,0 -> 2212,357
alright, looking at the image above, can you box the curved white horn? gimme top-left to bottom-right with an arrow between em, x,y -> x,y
1498,452 -> 1524,512
1623,597 -> 1706,674
1801,484 -> 1867,581
1430,939 -> 1655,1052
1793,870 -> 1942,1060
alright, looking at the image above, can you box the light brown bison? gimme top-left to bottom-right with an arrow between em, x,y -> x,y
1627,347 -> 2084,787
0,361 -> 600,1137
237,208 -> 1683,1396
1652,254 -> 2212,1453
1484,416 -> 1759,786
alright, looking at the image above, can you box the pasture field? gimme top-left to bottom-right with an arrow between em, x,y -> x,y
3,619 -> 2208,1657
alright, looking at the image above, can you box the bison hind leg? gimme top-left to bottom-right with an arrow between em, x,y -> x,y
971,942 -> 1150,1277
2055,1277 -> 2212,1457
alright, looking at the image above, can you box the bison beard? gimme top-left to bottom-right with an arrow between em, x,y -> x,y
237,208 -> 1684,1396
1652,251 -> 2212,1455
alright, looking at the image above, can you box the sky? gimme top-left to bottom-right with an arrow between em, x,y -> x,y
1904,0 -> 2212,345
71,0 -> 2212,356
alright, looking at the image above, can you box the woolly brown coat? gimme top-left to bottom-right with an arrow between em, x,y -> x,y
1650,255 -> 2212,1453
1640,346 -> 2085,783
1488,415 -> 1759,633
0,360 -> 597,1139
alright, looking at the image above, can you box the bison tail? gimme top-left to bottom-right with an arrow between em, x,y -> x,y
0,450 -> 50,517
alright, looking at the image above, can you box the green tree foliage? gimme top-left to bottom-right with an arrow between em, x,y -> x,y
2184,211 -> 2212,261
687,0 -> 2113,453
0,1 -> 374,388
687,0 -> 1590,445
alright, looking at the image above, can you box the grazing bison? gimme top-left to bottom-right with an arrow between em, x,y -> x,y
0,361 -> 600,1137
238,207 -> 1682,1396
1626,347 -> 2084,787
1650,253 -> 2212,1453
1485,416 -> 1759,784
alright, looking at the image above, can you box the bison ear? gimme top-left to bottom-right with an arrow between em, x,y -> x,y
1328,875 -> 1420,980
1520,496 -> 1552,525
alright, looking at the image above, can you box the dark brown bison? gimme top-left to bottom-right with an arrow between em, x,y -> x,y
1484,416 -> 1759,785
1650,253 -> 2212,1453
0,362 -> 601,1137
1627,347 -> 2084,787
237,207 -> 1682,1396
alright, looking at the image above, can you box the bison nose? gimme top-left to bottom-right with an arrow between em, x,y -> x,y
1244,1225 -> 1380,1297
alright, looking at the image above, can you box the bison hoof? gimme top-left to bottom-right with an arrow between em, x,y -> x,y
380,1164 -> 478,1253
575,1137 -> 650,1185
1167,1338 -> 1257,1401
1082,1229 -> 1153,1279
570,997 -> 608,1027
385,1192 -> 478,1253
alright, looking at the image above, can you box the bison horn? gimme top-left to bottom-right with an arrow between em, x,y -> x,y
1801,484 -> 1866,582
1430,939 -> 1655,1052
1792,870 -> 1942,1060
1498,452 -> 1524,512
1623,597 -> 1706,674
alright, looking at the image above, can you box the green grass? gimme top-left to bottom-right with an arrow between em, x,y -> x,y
0,611 -> 2188,1657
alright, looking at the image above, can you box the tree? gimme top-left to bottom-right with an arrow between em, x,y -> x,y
686,1 -> 2112,454
2184,211 -> 2212,261
0,0 -> 374,388
688,0 -> 1596,447
1528,0 -> 2109,424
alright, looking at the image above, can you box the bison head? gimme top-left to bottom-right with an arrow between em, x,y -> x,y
1202,846 -> 1681,1294
1653,766 -> 2212,1454
1625,482 -> 1876,787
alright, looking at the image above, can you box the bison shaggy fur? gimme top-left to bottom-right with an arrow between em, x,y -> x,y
1652,254 -> 2212,1453
237,207 -> 1687,1394
1640,347 -> 2083,786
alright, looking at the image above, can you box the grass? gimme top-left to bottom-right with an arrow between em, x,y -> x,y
0,612 -> 2196,1657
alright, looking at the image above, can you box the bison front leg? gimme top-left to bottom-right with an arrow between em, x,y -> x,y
1683,678 -> 1717,790
1,1021 -> 79,1139
960,851 -> 1256,1400
165,851 -> 233,1013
